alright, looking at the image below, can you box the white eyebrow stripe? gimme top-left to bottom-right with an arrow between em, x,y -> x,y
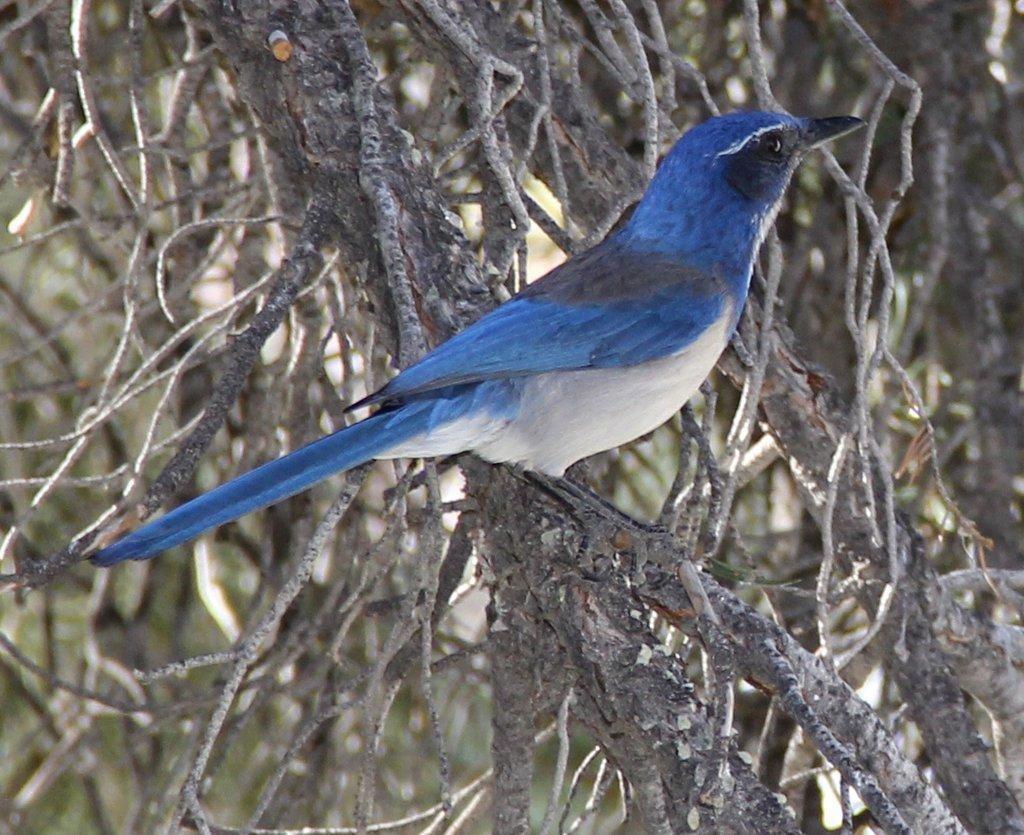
713,123 -> 783,159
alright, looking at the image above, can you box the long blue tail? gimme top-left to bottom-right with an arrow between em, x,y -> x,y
91,406 -> 426,566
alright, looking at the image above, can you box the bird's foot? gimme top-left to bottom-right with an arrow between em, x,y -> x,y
520,471 -> 681,574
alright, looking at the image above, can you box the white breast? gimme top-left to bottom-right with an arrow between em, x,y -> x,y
473,307 -> 733,475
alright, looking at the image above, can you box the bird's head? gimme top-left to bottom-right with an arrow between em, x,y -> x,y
623,111 -> 863,275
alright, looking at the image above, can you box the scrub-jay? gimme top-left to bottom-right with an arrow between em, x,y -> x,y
92,111 -> 862,566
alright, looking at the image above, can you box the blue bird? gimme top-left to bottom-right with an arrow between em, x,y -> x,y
92,111 -> 862,566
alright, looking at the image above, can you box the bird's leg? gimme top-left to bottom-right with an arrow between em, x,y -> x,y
513,469 -> 682,580
523,471 -> 668,536
507,468 -> 575,513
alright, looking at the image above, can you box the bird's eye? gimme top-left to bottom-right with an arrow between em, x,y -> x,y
763,135 -> 783,155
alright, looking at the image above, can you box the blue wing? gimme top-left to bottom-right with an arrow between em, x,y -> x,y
352,236 -> 736,409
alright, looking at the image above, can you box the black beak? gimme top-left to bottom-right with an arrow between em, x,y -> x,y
799,116 -> 865,150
